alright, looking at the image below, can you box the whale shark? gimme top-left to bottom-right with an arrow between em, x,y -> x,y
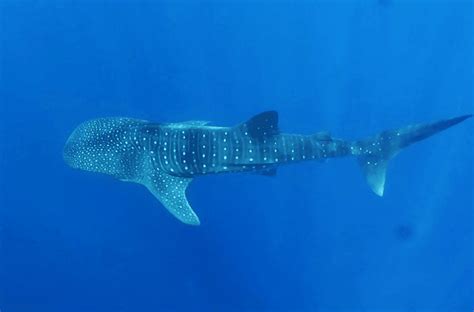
63,111 -> 471,225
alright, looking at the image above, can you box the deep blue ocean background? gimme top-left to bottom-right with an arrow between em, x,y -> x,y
0,1 -> 472,311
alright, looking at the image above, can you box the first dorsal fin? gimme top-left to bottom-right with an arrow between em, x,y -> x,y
237,111 -> 279,139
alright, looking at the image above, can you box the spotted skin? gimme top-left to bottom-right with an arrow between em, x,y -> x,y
64,111 -> 471,225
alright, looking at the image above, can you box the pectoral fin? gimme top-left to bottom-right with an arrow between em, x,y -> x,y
358,156 -> 388,196
143,170 -> 200,225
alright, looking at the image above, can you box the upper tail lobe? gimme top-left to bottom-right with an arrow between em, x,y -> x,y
354,115 -> 472,196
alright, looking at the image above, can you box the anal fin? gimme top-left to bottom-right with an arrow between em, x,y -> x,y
255,167 -> 277,177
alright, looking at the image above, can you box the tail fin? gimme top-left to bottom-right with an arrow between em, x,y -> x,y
354,114 -> 472,196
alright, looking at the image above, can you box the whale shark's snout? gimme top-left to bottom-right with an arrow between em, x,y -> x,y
63,119 -> 114,172
63,124 -> 85,169
63,117 -> 148,178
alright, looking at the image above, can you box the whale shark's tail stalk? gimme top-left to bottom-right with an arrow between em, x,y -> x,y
354,114 -> 472,196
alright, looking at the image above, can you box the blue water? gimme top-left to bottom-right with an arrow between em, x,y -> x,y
0,1 -> 472,311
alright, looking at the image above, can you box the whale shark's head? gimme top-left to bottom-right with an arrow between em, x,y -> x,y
63,117 -> 147,178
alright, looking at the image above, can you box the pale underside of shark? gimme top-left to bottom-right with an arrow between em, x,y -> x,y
63,111 -> 471,225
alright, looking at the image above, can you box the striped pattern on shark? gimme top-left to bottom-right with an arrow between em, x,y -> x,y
63,111 -> 471,225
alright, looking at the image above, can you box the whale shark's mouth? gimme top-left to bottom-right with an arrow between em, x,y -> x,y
63,134 -> 78,168
63,124 -> 89,169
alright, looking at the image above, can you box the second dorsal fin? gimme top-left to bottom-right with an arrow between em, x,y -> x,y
312,131 -> 332,141
237,111 -> 279,139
